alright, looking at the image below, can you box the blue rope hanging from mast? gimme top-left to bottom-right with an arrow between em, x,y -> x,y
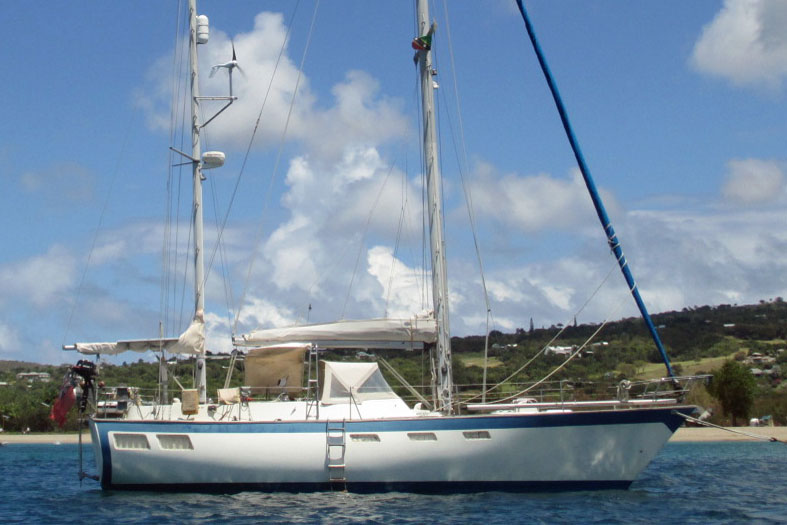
514,0 -> 676,379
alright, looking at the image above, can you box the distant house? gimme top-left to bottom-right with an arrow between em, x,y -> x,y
546,346 -> 575,357
745,353 -> 775,366
15,372 -> 51,383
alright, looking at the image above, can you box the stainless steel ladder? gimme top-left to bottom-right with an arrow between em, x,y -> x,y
326,420 -> 347,486
305,345 -> 319,420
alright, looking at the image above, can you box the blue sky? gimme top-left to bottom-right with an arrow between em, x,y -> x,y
2,0 -> 786,364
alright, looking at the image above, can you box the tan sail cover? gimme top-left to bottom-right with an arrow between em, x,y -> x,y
244,344 -> 308,391
236,315 -> 437,348
71,317 -> 205,356
321,361 -> 398,404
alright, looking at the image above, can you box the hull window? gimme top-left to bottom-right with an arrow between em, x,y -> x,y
350,434 -> 381,442
407,432 -> 437,441
113,433 -> 150,450
157,434 -> 194,450
463,431 -> 491,440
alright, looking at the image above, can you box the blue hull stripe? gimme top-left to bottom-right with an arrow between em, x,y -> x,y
95,406 -> 687,434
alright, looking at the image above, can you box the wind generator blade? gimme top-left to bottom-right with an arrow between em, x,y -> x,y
231,40 -> 245,77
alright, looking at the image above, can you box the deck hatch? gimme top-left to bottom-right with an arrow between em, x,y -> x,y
113,433 -> 150,450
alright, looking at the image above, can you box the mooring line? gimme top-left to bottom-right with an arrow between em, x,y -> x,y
675,412 -> 782,443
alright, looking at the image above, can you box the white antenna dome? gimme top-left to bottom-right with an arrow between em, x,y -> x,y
202,151 -> 225,169
196,15 -> 209,44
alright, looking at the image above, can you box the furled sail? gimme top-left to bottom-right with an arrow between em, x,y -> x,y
234,314 -> 437,350
67,317 -> 205,356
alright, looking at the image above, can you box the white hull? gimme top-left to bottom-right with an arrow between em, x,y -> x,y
90,406 -> 689,491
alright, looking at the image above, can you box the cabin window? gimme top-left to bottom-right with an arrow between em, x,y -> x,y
113,433 -> 150,450
463,431 -> 491,440
350,433 -> 381,442
407,432 -> 437,441
157,434 -> 194,450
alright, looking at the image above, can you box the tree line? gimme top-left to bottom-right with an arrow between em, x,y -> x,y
1,299 -> 785,432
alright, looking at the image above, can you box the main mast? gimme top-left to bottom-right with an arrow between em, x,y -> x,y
189,0 -> 207,403
415,0 -> 453,412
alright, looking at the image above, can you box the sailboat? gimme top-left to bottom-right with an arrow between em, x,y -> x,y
63,0 -> 697,491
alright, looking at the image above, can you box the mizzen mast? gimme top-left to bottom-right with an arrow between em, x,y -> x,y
182,0 -> 235,403
189,0 -> 208,403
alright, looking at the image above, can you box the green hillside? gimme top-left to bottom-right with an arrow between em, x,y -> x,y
1,299 -> 785,432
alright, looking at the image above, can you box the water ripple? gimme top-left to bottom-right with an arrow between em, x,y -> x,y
2,442 -> 786,524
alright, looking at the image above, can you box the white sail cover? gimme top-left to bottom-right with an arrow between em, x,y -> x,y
71,318 -> 205,356
235,315 -> 437,348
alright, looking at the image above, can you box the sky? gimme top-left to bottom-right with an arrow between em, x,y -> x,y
1,0 -> 786,365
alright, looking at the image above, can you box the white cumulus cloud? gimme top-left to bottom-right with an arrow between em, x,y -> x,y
367,245 -> 429,319
691,0 -> 787,89
722,158 -> 786,205
467,163 -> 618,234
0,245 -> 77,307
262,147 -> 421,304
140,13 -> 407,164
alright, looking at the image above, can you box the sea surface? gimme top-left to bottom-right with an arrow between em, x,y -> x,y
1,441 -> 785,524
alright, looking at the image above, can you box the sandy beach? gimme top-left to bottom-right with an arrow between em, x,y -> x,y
2,426 -> 786,445
669,426 -> 787,442
0,432 -> 90,444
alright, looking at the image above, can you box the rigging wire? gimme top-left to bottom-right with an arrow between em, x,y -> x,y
437,0 -> 496,400
340,161 -> 399,319
209,155 -> 237,329
61,106 -> 139,348
201,0 -> 302,289
412,53 -> 430,316
457,260 -> 621,407
384,161 -> 409,317
196,85 -> 239,337
232,0 -> 317,335
514,0 -> 675,378
496,292 -> 631,404
165,0 -> 190,338
169,0 -> 304,336
177,215 -> 194,335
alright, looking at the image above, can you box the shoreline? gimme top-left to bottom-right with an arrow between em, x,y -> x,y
669,426 -> 787,442
0,432 -> 90,444
1,426 -> 785,445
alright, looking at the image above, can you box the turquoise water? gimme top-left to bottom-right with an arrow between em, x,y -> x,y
2,442 -> 786,523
